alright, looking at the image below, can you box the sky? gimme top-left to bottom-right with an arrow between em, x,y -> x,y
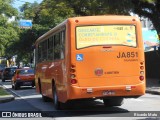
12,0 -> 43,10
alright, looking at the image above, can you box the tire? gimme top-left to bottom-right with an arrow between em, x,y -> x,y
42,95 -> 50,102
38,79 -> 42,94
103,98 -> 124,107
14,82 -> 19,90
53,85 -> 61,110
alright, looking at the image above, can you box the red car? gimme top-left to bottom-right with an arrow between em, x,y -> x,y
12,68 -> 35,90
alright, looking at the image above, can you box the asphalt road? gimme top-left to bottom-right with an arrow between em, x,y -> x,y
0,79 -> 160,119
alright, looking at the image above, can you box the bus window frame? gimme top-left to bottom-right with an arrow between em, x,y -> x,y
75,24 -> 138,50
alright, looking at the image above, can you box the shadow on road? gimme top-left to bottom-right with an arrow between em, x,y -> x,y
29,98 -> 129,117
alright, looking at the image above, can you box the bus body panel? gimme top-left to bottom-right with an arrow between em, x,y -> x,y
71,47 -> 144,87
35,16 -> 145,104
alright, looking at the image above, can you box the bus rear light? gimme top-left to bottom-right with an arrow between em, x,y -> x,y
71,79 -> 77,84
70,74 -> 76,79
140,62 -> 144,65
70,69 -> 76,73
75,20 -> 79,23
140,66 -> 144,70
140,71 -> 144,75
139,76 -> 144,81
71,64 -> 76,68
131,86 -> 136,89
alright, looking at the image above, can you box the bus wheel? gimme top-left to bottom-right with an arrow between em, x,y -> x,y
53,85 -> 61,110
103,98 -> 124,107
42,95 -> 50,102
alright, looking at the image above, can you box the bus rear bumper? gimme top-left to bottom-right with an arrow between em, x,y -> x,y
68,83 -> 145,100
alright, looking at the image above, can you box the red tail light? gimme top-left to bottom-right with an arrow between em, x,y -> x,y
71,79 -> 77,84
139,76 -> 144,81
16,74 -> 20,79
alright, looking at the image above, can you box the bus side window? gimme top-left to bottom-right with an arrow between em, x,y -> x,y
54,33 -> 61,60
60,30 -> 65,59
38,43 -> 42,63
42,41 -> 48,61
48,37 -> 54,60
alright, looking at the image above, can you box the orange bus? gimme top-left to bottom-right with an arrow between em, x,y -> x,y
35,16 -> 145,110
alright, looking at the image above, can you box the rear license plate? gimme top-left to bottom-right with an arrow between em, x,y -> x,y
23,82 -> 32,85
103,90 -> 115,95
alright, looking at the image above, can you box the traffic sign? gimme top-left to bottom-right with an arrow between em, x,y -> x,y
19,20 -> 32,29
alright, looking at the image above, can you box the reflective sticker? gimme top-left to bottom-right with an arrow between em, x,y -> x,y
126,86 -> 131,91
76,54 -> 83,61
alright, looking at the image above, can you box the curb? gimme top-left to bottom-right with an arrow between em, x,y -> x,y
146,90 -> 160,95
0,85 -> 15,103
0,95 -> 15,103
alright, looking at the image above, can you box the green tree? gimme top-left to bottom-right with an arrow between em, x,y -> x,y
9,0 -> 135,65
38,0 -> 75,28
19,2 -> 40,20
67,0 -> 133,16
132,0 -> 160,35
0,0 -> 19,57
9,0 -> 75,64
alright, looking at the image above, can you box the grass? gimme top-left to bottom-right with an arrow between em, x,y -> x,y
0,87 -> 9,96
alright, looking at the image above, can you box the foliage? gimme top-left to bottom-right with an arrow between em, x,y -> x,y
7,0 -> 160,65
132,0 -> 160,34
0,0 -> 18,17
5,0 -> 135,65
38,0 -> 75,28
0,0 -> 19,58
19,2 -> 40,20
67,0 -> 133,16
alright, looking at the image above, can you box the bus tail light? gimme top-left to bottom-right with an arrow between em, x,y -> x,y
139,76 -> 144,81
71,74 -> 76,79
140,66 -> 144,70
140,71 -> 144,75
71,79 -> 77,84
70,64 -> 77,84
139,61 -> 145,81
140,62 -> 144,65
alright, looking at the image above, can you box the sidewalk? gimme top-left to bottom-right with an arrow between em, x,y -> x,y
0,78 -> 160,103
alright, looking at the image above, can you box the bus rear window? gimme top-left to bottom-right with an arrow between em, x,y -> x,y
76,25 -> 137,49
